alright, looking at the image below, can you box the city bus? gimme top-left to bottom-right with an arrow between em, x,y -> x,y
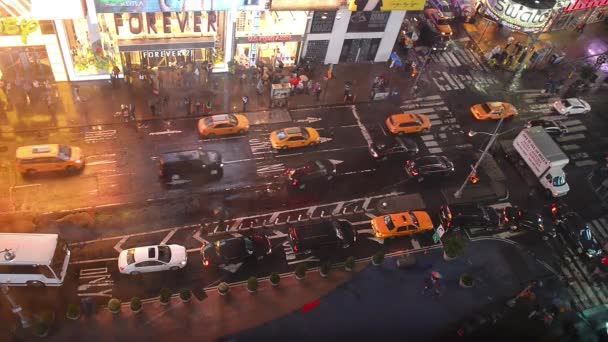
0,233 -> 71,287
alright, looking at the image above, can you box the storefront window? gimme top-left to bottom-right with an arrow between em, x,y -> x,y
347,11 -> 390,32
235,11 -> 307,68
310,11 -> 336,33
63,18 -> 118,76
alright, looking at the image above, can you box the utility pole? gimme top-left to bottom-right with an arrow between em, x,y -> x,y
1,285 -> 32,328
453,117 -> 505,199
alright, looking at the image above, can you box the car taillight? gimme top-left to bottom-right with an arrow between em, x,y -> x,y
203,259 -> 209,266
293,245 -> 298,252
411,170 -> 419,176
504,216 -> 509,223
292,179 -> 298,186
551,204 -> 558,216
119,266 -> 124,271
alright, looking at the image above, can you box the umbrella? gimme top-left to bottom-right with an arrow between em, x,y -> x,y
431,271 -> 442,279
299,74 -> 309,82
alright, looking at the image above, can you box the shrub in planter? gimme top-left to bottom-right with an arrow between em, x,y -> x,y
33,321 -> 50,338
319,261 -> 331,278
218,282 -> 230,296
295,263 -> 307,280
344,256 -> 356,271
107,298 -> 121,314
179,289 -> 192,302
443,235 -> 466,260
372,252 -> 385,266
66,303 -> 81,320
460,274 -> 474,288
269,272 -> 280,287
247,277 -> 258,293
130,297 -> 142,313
159,288 -> 172,305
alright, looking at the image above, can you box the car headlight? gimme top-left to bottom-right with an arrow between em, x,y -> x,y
181,260 -> 187,266
441,32 -> 446,35
76,159 -> 83,164
220,163 -> 224,168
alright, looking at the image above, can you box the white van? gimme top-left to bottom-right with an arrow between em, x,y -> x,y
430,0 -> 455,20
0,233 -> 71,287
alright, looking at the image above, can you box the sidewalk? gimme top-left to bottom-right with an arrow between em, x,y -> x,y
0,63 -> 416,135
4,239 -> 559,341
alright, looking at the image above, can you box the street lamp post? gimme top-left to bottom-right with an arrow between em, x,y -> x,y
1,249 -> 31,329
453,117 -> 505,199
409,42 -> 439,95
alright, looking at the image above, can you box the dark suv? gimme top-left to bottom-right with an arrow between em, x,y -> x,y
288,220 -> 356,255
285,159 -> 336,190
158,148 -> 223,186
501,206 -> 557,238
439,204 -> 501,231
405,155 -> 454,181
369,135 -> 419,161
201,234 -> 271,267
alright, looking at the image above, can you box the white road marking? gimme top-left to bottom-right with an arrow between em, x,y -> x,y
287,256 -> 320,265
366,213 -> 377,219
431,77 -> 446,91
350,105 -> 373,145
367,237 -> 385,245
224,157 -> 264,164
149,130 -> 183,136
556,134 -> 586,143
574,160 -> 597,167
113,236 -> 128,253
428,147 -> 443,153
411,238 -> 421,249
160,228 -> 178,245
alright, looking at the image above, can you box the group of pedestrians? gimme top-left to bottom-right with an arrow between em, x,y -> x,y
0,78 -> 59,119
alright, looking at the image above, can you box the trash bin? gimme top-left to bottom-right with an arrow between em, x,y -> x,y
396,254 -> 417,269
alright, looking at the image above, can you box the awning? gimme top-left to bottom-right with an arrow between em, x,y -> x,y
118,38 -> 215,52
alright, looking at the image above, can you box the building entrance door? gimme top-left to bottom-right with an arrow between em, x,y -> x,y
339,38 -> 381,63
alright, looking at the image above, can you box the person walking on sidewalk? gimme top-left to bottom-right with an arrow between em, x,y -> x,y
314,82 -> 322,101
242,95 -> 249,112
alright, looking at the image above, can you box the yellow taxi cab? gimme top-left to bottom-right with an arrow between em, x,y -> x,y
470,102 -> 518,120
424,9 -> 453,37
270,127 -> 320,150
371,211 -> 434,239
16,144 -> 84,176
385,113 -> 431,135
198,114 -> 250,138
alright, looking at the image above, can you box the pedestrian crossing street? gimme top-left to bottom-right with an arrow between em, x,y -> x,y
554,215 -> 608,310
515,89 -> 597,168
399,95 -> 471,154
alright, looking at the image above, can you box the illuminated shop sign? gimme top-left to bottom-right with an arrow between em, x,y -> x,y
113,11 -> 217,36
142,49 -> 194,57
485,0 -> 552,31
235,35 -> 304,44
564,0 -> 608,12
270,0 -> 346,10
348,0 -> 426,11
95,0 -> 237,13
0,18 -> 39,44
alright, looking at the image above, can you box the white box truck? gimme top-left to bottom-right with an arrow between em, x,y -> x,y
510,127 -> 570,197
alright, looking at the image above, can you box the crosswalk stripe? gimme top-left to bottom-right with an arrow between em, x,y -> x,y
446,51 -> 461,67
562,119 -> 583,126
589,220 -> 608,242
567,125 -> 587,133
556,134 -> 586,143
441,71 -> 459,89
574,160 -> 598,167
431,77 -> 447,91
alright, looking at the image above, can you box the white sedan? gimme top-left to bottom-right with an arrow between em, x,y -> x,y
552,98 -> 591,116
118,244 -> 187,275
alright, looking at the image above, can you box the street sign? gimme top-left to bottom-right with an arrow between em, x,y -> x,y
433,225 -> 445,243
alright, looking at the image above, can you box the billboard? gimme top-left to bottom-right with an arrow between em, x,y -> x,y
348,0 -> 426,11
94,0 -> 239,13
0,0 -> 31,18
270,0 -> 346,10
564,0 -> 608,12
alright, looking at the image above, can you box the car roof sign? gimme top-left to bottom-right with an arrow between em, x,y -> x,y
32,146 -> 52,153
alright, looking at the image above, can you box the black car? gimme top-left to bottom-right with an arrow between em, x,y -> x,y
201,234 -> 271,267
285,159 -> 337,190
501,206 -> 557,238
405,155 -> 455,181
288,220 -> 356,255
439,203 -> 501,231
369,135 -> 419,161
558,212 -> 602,259
526,119 -> 568,137
158,148 -> 223,186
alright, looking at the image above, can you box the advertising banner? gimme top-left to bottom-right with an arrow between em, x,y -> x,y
564,0 -> 608,12
0,0 -> 31,18
270,0 -> 346,10
484,0 -> 552,32
348,0 -> 426,11
94,0 -> 239,13
347,11 -> 390,32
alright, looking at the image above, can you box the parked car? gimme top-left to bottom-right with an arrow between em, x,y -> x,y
370,211 -> 434,239
288,220 -> 356,255
405,155 -> 455,181
158,148 -> 223,186
270,127 -> 320,150
423,8 -> 453,37
118,244 -> 187,275
439,203 -> 501,231
201,234 -> 271,267
557,212 -> 602,259
501,206 -> 556,238
470,102 -> 518,120
368,135 -> 419,160
198,114 -> 250,138
285,159 -> 337,190
526,119 -> 568,137
552,98 -> 591,116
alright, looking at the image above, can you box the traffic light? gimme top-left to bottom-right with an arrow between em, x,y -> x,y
469,174 -> 479,184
